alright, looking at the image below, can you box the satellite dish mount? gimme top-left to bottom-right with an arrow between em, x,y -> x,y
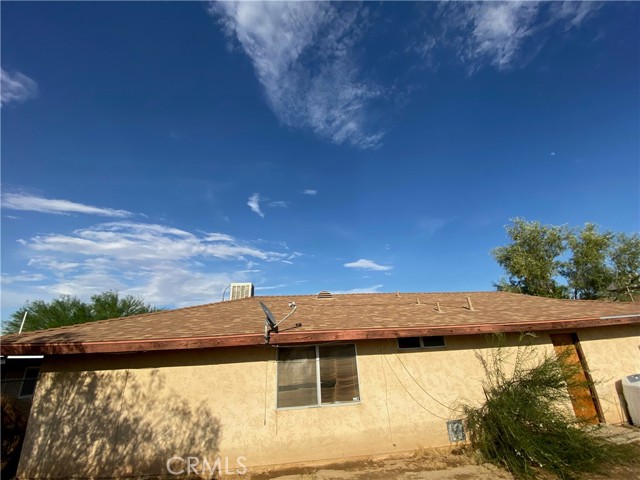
260,301 -> 297,344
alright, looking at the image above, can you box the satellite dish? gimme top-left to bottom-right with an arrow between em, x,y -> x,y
259,301 -> 278,333
259,300 -> 298,344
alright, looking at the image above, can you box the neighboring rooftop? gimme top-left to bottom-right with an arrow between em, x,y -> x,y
1,291 -> 638,355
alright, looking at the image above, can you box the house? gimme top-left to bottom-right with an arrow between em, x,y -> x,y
1,290 -> 638,478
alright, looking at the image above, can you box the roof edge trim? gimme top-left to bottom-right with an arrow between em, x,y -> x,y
1,315 -> 638,356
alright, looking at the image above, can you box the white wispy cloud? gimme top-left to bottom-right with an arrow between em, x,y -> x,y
204,233 -> 235,242
550,1 -> 600,29
417,217 -> 447,236
1,68 -> 38,106
123,267 -> 236,308
255,283 -> 287,291
5,221 -> 294,310
22,222 -> 287,262
433,1 -> 600,72
247,193 -> 264,218
333,284 -> 384,294
2,192 -> 133,217
210,1 -> 598,147
268,200 -> 288,208
0,273 -> 47,285
344,258 -> 393,272
210,1 -> 385,149
302,189 -> 318,196
462,2 -> 540,70
27,258 -> 81,272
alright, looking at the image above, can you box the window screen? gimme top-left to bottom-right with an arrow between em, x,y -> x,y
319,344 -> 360,404
277,346 -> 317,408
277,344 -> 360,408
19,367 -> 39,397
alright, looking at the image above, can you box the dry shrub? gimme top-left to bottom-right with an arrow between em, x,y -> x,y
462,335 -> 636,479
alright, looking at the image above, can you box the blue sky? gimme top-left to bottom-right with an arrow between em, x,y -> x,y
1,1 -> 638,318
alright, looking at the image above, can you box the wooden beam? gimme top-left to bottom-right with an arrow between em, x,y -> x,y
0,333 -> 265,355
1,315 -> 638,355
268,315 -> 639,345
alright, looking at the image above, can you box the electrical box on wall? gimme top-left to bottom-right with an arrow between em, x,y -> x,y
446,419 -> 466,443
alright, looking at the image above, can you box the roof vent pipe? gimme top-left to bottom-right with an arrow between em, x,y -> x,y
466,296 -> 476,311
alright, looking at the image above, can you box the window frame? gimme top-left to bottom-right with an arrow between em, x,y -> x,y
18,367 -> 40,399
397,336 -> 447,350
276,343 -> 362,410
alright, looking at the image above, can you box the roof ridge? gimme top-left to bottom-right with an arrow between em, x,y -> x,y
255,290 -> 498,298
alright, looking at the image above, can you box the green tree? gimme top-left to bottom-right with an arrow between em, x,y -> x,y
609,233 -> 640,301
562,223 -> 614,300
90,291 -> 158,320
3,291 -> 160,334
4,296 -> 92,333
492,218 -> 568,298
493,219 -> 638,302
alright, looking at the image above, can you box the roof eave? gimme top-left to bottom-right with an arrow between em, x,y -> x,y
1,315 -> 638,356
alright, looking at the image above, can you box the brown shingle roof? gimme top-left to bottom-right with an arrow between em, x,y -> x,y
1,291 -> 638,355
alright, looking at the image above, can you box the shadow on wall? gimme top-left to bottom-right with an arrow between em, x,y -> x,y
19,368 -> 221,478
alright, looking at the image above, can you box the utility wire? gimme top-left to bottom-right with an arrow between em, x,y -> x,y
382,355 -> 450,421
393,353 -> 464,414
379,345 -> 394,444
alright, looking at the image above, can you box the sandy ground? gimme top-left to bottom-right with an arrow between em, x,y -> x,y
237,425 -> 640,480
245,449 -> 512,480
243,450 -> 640,480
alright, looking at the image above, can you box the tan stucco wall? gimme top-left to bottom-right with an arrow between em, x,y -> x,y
16,328 -> 637,478
576,324 -> 640,424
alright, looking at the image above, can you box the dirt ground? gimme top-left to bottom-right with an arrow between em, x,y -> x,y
241,449 -> 640,480
245,448 -> 512,480
237,425 -> 640,480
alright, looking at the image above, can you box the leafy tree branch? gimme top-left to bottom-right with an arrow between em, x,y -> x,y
3,291 -> 162,334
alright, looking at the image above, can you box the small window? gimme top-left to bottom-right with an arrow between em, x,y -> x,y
421,336 -> 446,348
277,344 -> 360,408
19,367 -> 39,398
398,337 -> 421,349
398,336 -> 446,350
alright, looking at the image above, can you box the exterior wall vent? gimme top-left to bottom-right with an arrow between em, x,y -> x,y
316,291 -> 334,299
230,283 -> 254,300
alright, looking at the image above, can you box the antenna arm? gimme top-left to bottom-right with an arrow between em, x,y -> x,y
274,304 -> 297,328
264,323 -> 271,344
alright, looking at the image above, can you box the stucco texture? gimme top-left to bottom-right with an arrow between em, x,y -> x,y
17,328 -> 638,478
